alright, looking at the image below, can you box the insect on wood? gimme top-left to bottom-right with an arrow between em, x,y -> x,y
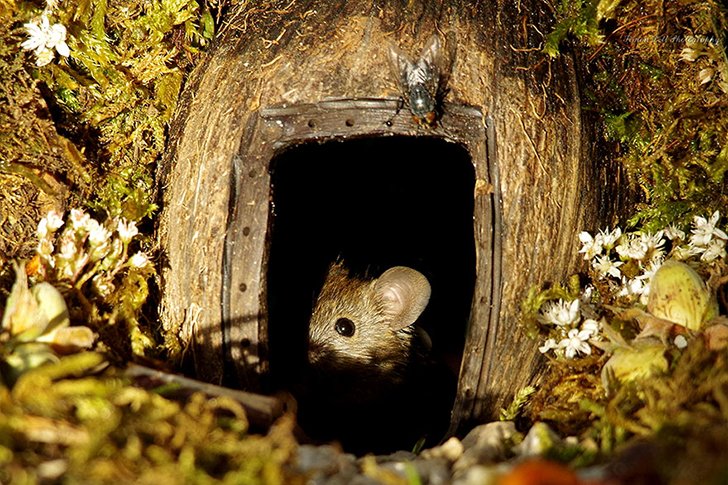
388,33 -> 455,127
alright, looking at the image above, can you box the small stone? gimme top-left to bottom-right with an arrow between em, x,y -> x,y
452,463 -> 510,485
513,422 -> 560,457
294,444 -> 357,484
411,457 -> 452,485
421,436 -> 464,462
371,450 -> 417,463
454,421 -> 519,471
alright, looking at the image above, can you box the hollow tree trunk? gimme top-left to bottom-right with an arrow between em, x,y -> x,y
156,0 -> 631,431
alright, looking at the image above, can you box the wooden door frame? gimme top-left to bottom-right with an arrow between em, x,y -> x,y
222,98 -> 502,431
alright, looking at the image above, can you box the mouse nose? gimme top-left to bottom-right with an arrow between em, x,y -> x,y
307,340 -> 326,365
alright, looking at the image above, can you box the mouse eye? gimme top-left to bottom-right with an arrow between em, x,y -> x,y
334,318 -> 355,337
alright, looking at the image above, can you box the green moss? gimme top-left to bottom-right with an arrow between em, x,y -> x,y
0,354 -> 300,484
20,0 -> 213,221
546,0 -> 728,230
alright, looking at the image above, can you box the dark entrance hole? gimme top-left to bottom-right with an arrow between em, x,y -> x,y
267,136 -> 475,454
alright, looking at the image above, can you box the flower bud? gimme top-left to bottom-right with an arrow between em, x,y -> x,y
647,260 -> 718,330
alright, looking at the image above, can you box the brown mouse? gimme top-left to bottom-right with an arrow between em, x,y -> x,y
299,261 -> 450,454
307,261 -> 432,383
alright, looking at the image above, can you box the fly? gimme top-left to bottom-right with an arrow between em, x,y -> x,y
388,33 -> 454,128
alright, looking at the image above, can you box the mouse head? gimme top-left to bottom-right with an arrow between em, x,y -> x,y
307,262 -> 431,373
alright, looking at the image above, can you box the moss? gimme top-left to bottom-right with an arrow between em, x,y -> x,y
547,0 -> 728,230
0,353 -> 301,484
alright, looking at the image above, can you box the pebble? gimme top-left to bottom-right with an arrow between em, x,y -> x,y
287,421 -> 580,484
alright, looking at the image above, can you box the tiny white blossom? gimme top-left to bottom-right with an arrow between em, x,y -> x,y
37,239 -> 54,258
46,0 -> 60,10
698,67 -> 714,85
37,218 -> 50,239
34,48 -> 55,67
37,210 -> 64,238
21,15 -> 70,67
664,224 -> 686,241
69,209 -> 90,229
578,231 -> 603,260
674,335 -> 688,349
117,219 -> 139,243
579,285 -> 599,320
701,238 -> 727,262
679,47 -> 700,62
130,251 -> 150,268
558,328 -> 592,359
601,227 -> 622,249
642,231 -> 666,261
46,210 -> 64,231
88,224 -> 111,246
538,338 -> 558,354
59,239 -> 77,259
616,234 -> 648,260
592,254 -> 623,278
691,211 -> 727,247
538,299 -> 581,327
625,277 -> 647,295
672,243 -> 703,260
580,318 -> 601,339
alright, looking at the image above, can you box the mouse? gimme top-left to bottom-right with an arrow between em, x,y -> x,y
307,261 -> 432,385
298,261 -> 453,454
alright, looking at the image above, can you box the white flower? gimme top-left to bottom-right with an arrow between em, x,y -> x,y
88,224 -> 111,246
592,254 -> 623,278
579,285 -> 599,320
672,243 -> 703,260
691,211 -> 727,247
37,218 -> 50,239
679,47 -> 700,62
46,210 -> 64,231
69,209 -> 90,229
580,318 -> 601,339
616,234 -> 648,260
626,277 -> 647,295
674,335 -> 688,349
538,338 -> 558,354
642,231 -> 666,261
34,48 -> 55,67
21,15 -> 70,67
117,219 -> 139,243
578,231 -> 603,260
46,0 -> 60,10
37,239 -> 54,258
701,238 -> 727,262
558,328 -> 592,359
538,299 -> 581,327
130,251 -> 149,268
37,210 -> 64,238
578,228 -> 622,260
58,239 -> 77,259
664,224 -> 686,241
698,67 -> 714,85
601,227 -> 622,249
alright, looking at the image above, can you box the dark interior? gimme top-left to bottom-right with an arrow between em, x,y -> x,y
266,135 -> 476,454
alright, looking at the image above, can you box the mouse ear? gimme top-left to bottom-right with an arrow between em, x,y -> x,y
374,266 -> 431,330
